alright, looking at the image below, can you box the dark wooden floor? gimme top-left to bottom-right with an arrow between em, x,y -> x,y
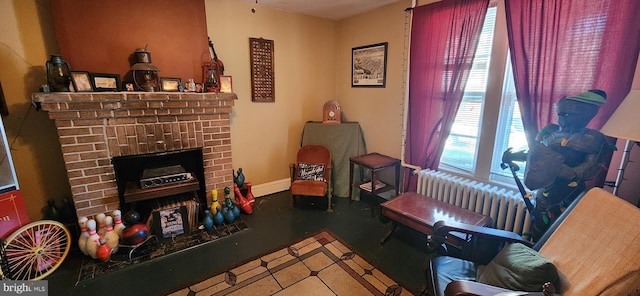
48,190 -> 431,296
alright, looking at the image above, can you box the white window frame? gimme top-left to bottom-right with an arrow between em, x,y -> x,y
438,0 -> 523,189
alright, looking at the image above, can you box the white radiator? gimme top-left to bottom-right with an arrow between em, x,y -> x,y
417,169 -> 531,236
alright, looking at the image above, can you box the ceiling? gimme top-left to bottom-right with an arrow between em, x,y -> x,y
241,0 -> 402,20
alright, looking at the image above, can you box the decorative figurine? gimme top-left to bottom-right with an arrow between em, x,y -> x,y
222,186 -> 237,224
210,189 -> 220,215
233,183 -> 252,215
502,89 -> 614,241
234,168 -> 245,187
224,207 -> 236,224
245,182 -> 256,209
232,204 -> 241,219
213,206 -> 224,226
203,210 -> 214,230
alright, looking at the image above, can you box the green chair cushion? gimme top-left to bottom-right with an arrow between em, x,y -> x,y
476,242 -> 559,292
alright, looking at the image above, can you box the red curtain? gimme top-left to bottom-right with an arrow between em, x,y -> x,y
505,0 -> 640,143
404,0 -> 489,191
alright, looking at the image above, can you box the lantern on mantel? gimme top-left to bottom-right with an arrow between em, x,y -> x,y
130,48 -> 159,92
202,37 -> 224,92
46,54 -> 72,92
202,61 -> 220,92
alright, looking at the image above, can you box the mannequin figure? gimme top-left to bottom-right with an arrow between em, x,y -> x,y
502,90 -> 613,240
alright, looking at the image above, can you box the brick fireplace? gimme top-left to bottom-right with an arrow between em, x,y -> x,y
32,92 -> 236,219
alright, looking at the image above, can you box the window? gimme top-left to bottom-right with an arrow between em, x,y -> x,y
490,59 -> 527,180
439,4 -> 528,184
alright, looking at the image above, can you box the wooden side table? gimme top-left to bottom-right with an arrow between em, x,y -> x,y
380,192 -> 491,245
348,152 -> 401,216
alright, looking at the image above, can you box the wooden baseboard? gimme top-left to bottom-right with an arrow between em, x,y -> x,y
251,178 -> 290,198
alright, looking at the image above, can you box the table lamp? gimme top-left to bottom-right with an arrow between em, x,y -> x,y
600,89 -> 640,195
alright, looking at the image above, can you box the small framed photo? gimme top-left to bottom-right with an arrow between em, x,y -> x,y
160,77 -> 182,92
70,71 -> 93,92
220,75 -> 233,93
90,73 -> 121,92
352,42 -> 388,88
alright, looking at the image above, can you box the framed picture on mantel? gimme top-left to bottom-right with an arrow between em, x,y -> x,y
90,73 -> 121,92
70,71 -> 93,92
220,75 -> 233,93
160,77 -> 181,92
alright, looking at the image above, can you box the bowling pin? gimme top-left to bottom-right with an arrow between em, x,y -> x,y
78,217 -> 89,256
112,210 -> 126,237
103,216 -> 119,254
210,190 -> 220,215
96,213 -> 106,239
245,182 -> 256,209
85,219 -> 101,259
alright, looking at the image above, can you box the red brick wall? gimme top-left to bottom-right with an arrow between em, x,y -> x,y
32,92 -> 236,218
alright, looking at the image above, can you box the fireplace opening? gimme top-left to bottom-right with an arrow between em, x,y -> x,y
112,148 -> 205,232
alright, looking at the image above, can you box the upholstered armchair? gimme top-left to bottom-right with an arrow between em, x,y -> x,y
289,145 -> 332,212
425,187 -> 640,296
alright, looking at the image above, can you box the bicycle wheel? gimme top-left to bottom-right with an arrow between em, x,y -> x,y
0,220 -> 71,280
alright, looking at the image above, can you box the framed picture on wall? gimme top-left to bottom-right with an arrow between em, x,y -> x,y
249,37 -> 275,102
351,42 -> 388,88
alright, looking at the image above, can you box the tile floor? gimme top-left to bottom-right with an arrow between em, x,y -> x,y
47,191 -> 431,296
169,231 -> 413,296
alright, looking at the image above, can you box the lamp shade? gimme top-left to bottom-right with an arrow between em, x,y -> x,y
600,90 -> 640,141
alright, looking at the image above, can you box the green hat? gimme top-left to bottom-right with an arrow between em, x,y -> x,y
565,89 -> 606,106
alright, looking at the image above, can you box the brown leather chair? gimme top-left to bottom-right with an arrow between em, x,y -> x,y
290,145 -> 332,212
425,187 -> 640,296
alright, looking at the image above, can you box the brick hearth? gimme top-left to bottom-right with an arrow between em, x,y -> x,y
32,92 -> 236,218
